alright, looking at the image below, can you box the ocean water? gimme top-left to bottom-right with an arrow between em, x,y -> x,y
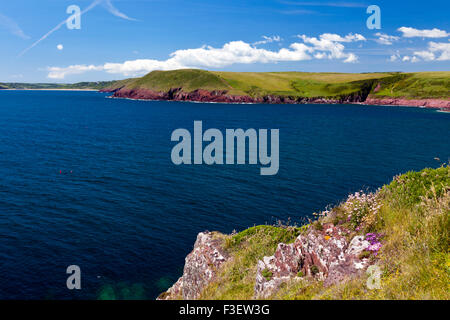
0,90 -> 448,299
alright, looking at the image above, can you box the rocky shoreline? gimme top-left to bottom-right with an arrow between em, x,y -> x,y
101,87 -> 450,111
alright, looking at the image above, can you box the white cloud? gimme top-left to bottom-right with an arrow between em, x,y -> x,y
47,33 -> 363,79
48,64 -> 103,79
319,33 -> 366,42
344,53 -> 358,63
375,33 -> 400,45
398,27 -> 449,38
389,51 -> 401,62
389,41 -> 450,63
428,41 -> 450,61
298,33 -> 364,62
253,35 -> 282,45
413,50 -> 435,61
0,12 -> 29,39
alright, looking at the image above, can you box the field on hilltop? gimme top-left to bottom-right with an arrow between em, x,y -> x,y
371,72 -> 450,99
102,69 -> 450,100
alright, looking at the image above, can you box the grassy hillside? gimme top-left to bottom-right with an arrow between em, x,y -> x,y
103,69 -> 450,100
4,70 -> 448,100
371,72 -> 450,99
197,166 -> 449,300
213,71 -> 392,97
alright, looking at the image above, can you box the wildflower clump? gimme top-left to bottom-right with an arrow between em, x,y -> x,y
343,191 -> 382,230
365,232 -> 384,256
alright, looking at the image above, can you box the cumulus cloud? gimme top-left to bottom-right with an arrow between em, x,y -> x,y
375,33 -> 400,45
47,33 -> 363,79
398,27 -> 449,38
319,33 -> 366,42
297,33 -> 365,62
391,41 -> 450,63
389,54 -> 398,62
253,35 -> 282,45
412,42 -> 450,61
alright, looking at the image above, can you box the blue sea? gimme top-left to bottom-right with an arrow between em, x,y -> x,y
0,90 -> 448,299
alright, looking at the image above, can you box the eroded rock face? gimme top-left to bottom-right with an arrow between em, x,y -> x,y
159,225 -> 374,300
364,97 -> 450,110
103,87 -> 369,105
158,232 -> 229,300
255,224 -> 371,298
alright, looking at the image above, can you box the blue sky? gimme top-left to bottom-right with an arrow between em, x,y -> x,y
1,0 -> 449,82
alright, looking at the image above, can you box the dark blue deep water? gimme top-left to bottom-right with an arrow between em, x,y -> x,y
0,90 -> 449,299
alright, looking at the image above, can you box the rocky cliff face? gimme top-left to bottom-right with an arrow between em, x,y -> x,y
254,223 -> 370,298
158,232 -> 229,300
101,86 -> 449,111
159,224 -> 373,300
364,97 -> 450,111
101,87 -> 368,105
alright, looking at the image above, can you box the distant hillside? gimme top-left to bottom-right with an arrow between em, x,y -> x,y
3,70 -> 448,109
101,70 -> 450,98
100,70 -> 450,109
0,81 -> 117,90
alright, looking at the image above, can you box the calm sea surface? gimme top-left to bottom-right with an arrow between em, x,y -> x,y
0,90 -> 448,299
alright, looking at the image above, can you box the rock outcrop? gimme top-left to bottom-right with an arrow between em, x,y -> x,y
102,87 -> 369,105
160,224 -> 374,300
364,97 -> 450,111
158,232 -> 229,300
254,224 -> 371,298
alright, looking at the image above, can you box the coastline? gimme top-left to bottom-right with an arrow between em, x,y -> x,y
0,88 -> 99,92
101,87 -> 450,112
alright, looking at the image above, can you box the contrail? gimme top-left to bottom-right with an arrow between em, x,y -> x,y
19,0 -> 136,57
0,12 -> 30,39
103,0 -> 138,21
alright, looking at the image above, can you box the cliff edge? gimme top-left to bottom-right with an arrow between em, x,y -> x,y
159,166 -> 449,300
101,70 -> 450,111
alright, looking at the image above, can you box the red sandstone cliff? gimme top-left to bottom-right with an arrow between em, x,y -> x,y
101,87 -> 450,111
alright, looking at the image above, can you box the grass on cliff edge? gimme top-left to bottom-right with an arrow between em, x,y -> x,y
197,166 -> 449,300
371,72 -> 450,99
103,69 -> 450,100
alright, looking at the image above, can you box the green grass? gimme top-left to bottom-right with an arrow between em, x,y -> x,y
199,225 -> 301,300
3,70 -> 449,100
101,69 -> 449,100
195,166 -> 449,300
127,69 -> 234,93
213,71 -> 391,97
372,72 -> 450,99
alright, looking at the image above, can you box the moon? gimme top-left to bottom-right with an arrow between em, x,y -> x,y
57,44 -> 64,50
